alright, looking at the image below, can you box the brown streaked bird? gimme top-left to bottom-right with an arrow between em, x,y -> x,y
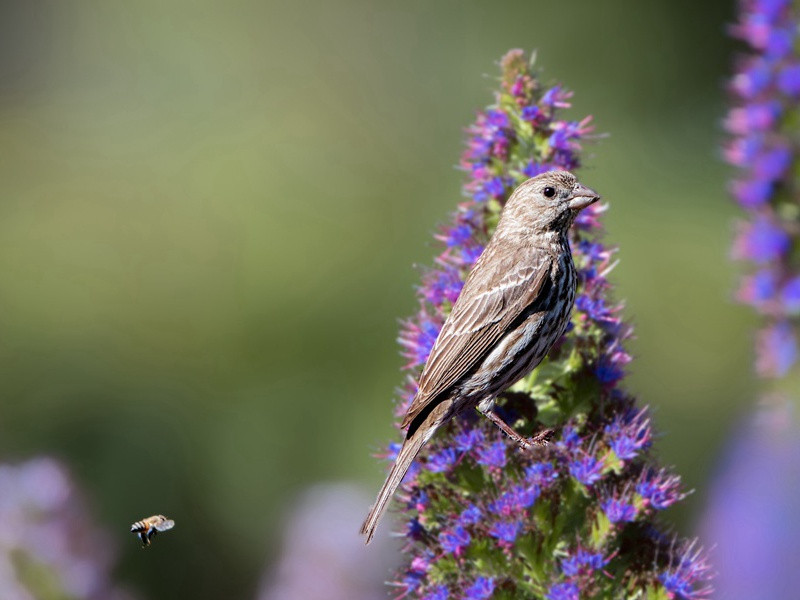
360,170 -> 600,544
130,514 -> 175,547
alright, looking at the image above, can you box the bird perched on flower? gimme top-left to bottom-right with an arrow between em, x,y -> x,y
361,170 -> 600,543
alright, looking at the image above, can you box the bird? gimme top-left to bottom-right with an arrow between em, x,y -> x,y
360,170 -> 600,544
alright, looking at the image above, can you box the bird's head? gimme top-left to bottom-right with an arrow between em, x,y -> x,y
502,170 -> 600,235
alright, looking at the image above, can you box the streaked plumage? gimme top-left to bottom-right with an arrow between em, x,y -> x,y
361,170 -> 600,544
130,514 -> 175,547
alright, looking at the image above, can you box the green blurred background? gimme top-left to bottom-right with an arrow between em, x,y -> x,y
0,1 -> 754,598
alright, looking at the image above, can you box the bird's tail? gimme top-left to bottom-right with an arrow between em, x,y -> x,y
360,405 -> 444,544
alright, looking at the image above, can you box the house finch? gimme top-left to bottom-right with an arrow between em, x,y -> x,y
360,170 -> 600,544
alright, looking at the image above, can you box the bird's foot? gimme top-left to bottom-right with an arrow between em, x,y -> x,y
519,428 -> 555,450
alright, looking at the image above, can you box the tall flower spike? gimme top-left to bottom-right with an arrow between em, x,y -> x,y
376,50 -> 710,599
726,0 -> 800,377
0,457 -> 135,600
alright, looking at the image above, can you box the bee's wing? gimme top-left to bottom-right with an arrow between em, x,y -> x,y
155,519 -> 175,532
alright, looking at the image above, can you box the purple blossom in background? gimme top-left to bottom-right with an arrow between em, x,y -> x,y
726,0 -> 800,377
701,400 -> 800,600
376,50 -> 709,600
0,457 -> 134,600
258,484 -> 398,600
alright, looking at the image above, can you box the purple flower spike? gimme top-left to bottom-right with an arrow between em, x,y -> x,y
0,458 -> 131,600
382,50 -> 707,600
727,0 -> 800,377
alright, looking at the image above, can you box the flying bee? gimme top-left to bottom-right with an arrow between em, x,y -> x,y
130,515 -> 175,547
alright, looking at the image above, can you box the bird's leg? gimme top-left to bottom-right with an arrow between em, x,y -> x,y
478,405 -> 553,449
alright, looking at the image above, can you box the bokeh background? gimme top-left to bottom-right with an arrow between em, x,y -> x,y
0,1 -> 754,598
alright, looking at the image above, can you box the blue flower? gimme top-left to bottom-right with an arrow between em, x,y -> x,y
489,519 -> 522,543
521,105 -> 540,121
465,577 -> 495,600
546,581 -> 579,600
445,224 -> 473,247
568,454 -> 603,486
484,176 -> 507,198
524,462 -> 558,486
423,585 -> 449,600
595,358 -> 625,385
637,469 -> 684,510
522,160 -> 552,177
460,244 -> 484,266
458,504 -> 483,526
475,440 -> 507,468
439,525 -> 471,554
602,498 -> 637,523
485,109 -> 509,129
561,548 -> 607,577
605,410 -> 651,461
454,428 -> 485,452
490,484 -> 539,515
427,448 -> 458,473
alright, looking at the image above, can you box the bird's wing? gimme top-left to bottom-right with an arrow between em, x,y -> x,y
402,243 -> 552,430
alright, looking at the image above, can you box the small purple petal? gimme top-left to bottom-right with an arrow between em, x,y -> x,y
475,441 -> 507,468
465,577 -> 495,600
488,519 -> 522,543
568,454 -> 603,486
546,581 -> 579,600
602,497 -> 637,523
439,525 -> 471,554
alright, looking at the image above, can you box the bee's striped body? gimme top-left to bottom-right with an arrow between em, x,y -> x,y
130,514 -> 175,547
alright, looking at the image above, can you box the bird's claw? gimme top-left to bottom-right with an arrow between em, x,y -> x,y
519,428 -> 555,450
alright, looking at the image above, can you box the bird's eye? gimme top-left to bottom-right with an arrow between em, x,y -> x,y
543,186 -> 556,198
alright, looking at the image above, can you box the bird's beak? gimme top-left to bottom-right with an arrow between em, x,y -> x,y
568,183 -> 601,210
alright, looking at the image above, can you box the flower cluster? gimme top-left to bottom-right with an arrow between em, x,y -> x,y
0,457 -> 134,600
726,0 -> 800,377
258,484 -> 398,600
381,50 -> 711,599
700,398 -> 799,600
